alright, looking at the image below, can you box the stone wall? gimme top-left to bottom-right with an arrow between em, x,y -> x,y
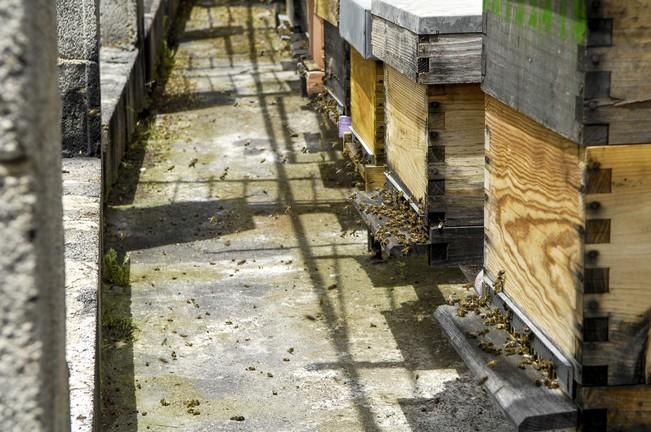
0,0 -> 70,430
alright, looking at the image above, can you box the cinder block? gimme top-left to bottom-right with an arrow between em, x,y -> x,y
56,0 -> 101,61
59,60 -> 102,156
100,0 -> 145,50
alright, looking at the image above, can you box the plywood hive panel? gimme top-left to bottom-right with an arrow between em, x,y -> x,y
483,0 -> 651,145
350,47 -> 384,157
484,95 -> 585,360
581,143 -> 651,386
486,94 -> 651,389
427,84 -> 484,226
323,20 -> 349,108
315,0 -> 338,26
385,65 -> 428,205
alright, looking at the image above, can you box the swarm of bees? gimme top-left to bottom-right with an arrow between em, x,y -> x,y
342,140 -> 365,168
356,188 -> 429,254
453,285 -> 561,390
307,92 -> 339,124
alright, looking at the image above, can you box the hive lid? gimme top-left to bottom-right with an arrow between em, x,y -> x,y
339,0 -> 374,58
371,0 -> 483,35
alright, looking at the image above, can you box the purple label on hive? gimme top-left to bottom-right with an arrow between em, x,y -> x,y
338,116 -> 351,138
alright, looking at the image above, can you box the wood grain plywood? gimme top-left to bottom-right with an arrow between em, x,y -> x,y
350,48 -> 383,155
484,95 -> 585,359
385,65 -> 428,204
431,84 -> 484,200
371,16 -> 418,81
582,144 -> 651,384
584,1 -> 651,144
579,385 -> 651,431
315,0 -> 338,26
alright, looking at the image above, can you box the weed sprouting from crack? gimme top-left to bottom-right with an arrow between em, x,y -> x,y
103,248 -> 131,287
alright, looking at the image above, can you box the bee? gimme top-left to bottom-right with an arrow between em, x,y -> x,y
494,270 -> 506,293
545,379 -> 560,390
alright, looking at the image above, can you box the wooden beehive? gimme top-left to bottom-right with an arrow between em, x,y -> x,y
483,0 -> 651,146
338,0 -> 383,190
485,95 -> 651,431
307,0 -> 324,69
350,49 -> 384,156
371,0 -> 482,85
384,66 -> 484,264
356,0 -> 485,265
315,0 -> 338,27
323,21 -> 349,109
480,1 -> 651,430
345,48 -> 385,190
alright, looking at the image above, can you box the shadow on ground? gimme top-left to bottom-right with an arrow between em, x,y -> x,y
99,0 -> 504,431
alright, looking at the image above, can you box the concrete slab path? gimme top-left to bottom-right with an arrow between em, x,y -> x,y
100,1 -> 515,431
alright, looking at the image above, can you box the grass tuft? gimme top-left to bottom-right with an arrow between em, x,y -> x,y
103,248 -> 131,286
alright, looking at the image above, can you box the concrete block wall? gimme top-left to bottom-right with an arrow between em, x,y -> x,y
100,0 -> 184,194
0,0 -> 70,430
101,0 -> 145,51
57,0 -> 102,157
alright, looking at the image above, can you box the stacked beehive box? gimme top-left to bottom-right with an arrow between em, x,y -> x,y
315,0 -> 350,110
354,0 -> 485,265
301,0 -> 325,96
480,1 -> 651,430
339,0 -> 385,190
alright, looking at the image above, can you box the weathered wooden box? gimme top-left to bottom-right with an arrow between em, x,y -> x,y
350,48 -> 384,158
323,20 -> 350,109
483,0 -> 651,146
384,66 -> 484,264
485,94 -> 651,431
350,0 -> 485,265
338,0 -> 383,190
371,0 -> 482,85
315,0 -> 338,27
482,2 -> 651,429
307,0 -> 324,69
